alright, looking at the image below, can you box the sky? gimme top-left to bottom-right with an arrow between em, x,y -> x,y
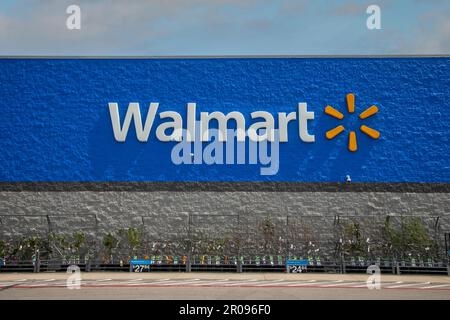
0,0 -> 449,55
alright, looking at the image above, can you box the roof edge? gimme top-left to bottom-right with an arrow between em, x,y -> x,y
0,54 -> 449,59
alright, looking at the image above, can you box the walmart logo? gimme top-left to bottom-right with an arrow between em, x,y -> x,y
108,94 -> 381,175
324,93 -> 380,152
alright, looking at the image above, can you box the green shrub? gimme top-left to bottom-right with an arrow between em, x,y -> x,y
0,240 -> 7,258
382,216 -> 433,259
103,232 -> 118,256
342,222 -> 364,256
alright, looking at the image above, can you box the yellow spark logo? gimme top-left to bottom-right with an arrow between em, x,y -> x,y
324,93 -> 380,152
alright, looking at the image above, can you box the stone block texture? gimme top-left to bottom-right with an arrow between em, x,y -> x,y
1,191 -> 449,255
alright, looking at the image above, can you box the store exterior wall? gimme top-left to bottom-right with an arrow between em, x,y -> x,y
0,57 -> 449,262
1,191 -> 450,236
1,189 -> 449,258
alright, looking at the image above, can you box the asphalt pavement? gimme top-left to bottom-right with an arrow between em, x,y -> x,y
1,272 -> 449,300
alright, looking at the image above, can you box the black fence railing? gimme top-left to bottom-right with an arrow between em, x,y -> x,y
1,213 -> 449,275
1,256 -> 449,275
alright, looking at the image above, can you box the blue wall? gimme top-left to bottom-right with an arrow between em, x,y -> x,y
0,58 -> 449,182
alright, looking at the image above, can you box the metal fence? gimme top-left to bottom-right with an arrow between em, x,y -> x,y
0,213 -> 449,274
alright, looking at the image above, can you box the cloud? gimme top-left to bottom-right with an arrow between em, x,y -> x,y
416,7 -> 450,51
0,0 -> 273,54
332,3 -> 367,16
0,0 -> 448,55
0,14 -> 11,37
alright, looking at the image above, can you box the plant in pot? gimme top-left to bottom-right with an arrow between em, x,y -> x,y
49,233 -> 71,264
15,236 -> 47,263
102,232 -> 118,264
402,217 -> 432,265
261,217 -> 275,253
0,240 -> 9,266
343,222 -> 365,263
71,232 -> 86,264
381,216 -> 403,262
119,228 -> 142,261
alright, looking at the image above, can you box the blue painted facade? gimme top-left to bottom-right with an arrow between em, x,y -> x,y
0,58 -> 449,182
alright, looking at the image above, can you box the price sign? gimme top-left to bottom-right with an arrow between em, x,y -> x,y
286,259 -> 309,273
130,259 -> 153,272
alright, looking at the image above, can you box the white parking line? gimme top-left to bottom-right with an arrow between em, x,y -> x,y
313,280 -> 342,287
22,284 -> 46,287
350,282 -> 400,288
223,279 -> 260,286
188,279 -> 233,286
350,284 -> 371,288
320,282 -> 363,287
201,279 -> 256,286
156,279 -> 202,286
141,278 -> 170,282
0,279 -> 35,286
127,279 -> 188,285
254,280 -> 313,287
285,280 -> 325,287
26,283 -> 63,287
420,284 -> 450,289
0,282 -> 21,286
148,278 -> 196,283
5,277 -> 445,291
252,279 -> 286,286
95,278 -> 168,286
121,279 -> 143,283
386,282 -> 430,289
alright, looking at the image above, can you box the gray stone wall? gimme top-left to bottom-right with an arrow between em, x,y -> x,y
1,192 -> 449,253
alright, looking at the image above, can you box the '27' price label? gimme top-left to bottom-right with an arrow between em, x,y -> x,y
133,264 -> 150,272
